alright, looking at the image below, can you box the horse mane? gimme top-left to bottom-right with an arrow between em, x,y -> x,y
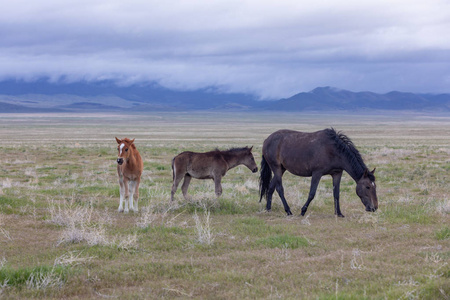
325,128 -> 374,181
221,147 -> 250,153
212,147 -> 250,160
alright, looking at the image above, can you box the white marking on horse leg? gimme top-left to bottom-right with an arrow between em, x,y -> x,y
119,143 -> 125,155
118,193 -> 124,212
118,176 -> 125,212
134,191 -> 139,212
128,181 -> 136,212
134,180 -> 140,212
124,194 -> 129,213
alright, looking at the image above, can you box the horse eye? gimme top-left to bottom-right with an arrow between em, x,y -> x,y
366,186 -> 370,189
125,148 -> 128,152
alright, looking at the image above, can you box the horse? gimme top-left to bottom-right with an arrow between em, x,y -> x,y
259,128 -> 378,217
171,147 -> 258,201
115,137 -> 143,213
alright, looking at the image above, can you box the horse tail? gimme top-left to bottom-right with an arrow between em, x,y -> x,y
259,155 -> 272,202
171,157 -> 175,181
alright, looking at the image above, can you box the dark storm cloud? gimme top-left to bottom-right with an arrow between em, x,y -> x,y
1,0 -> 449,98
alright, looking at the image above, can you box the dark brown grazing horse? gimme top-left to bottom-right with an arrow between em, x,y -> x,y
115,137 -> 143,213
259,128 -> 378,217
171,147 -> 258,201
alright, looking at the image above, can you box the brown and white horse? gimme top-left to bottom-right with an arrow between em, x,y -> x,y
171,147 -> 258,201
115,137 -> 143,213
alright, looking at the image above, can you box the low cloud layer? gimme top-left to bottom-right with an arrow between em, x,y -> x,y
1,0 -> 449,99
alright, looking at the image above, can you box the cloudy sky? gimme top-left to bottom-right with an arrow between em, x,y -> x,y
1,0 -> 449,99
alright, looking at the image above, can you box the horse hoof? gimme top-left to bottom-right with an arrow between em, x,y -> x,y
118,208 -> 124,213
337,214 -> 345,218
300,210 -> 306,216
286,210 -> 293,216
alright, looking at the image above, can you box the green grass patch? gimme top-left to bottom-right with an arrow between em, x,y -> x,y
36,166 -> 58,172
0,195 -> 29,214
146,162 -> 169,171
435,226 -> 450,240
79,185 -> 117,197
139,225 -> 189,251
83,245 -> 124,260
140,225 -> 187,236
257,234 -> 309,249
123,262 -> 200,282
380,203 -> 434,224
231,217 -> 281,238
180,198 -> 247,215
418,278 -> 450,300
213,198 -> 246,214
0,265 -> 68,289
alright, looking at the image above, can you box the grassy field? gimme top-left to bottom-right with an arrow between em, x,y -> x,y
0,112 -> 449,299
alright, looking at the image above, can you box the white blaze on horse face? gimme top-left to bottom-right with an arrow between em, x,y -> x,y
119,143 -> 125,155
372,182 -> 375,187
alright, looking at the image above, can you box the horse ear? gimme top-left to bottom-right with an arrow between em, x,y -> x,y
371,168 -> 376,174
130,138 -> 135,144
115,137 -> 121,144
249,146 -> 253,152
363,168 -> 369,177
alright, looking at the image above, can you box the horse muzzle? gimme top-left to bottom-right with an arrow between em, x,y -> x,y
366,206 -> 377,212
252,167 -> 258,173
117,158 -> 124,165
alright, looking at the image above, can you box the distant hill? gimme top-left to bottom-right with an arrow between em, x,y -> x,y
0,79 -> 262,112
267,87 -> 450,111
0,80 -> 449,112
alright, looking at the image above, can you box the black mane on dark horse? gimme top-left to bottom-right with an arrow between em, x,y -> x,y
325,128 -> 375,182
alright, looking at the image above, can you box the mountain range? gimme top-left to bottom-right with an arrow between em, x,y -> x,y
0,79 -> 449,112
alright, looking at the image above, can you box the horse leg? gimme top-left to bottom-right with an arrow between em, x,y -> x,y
171,172 -> 184,201
266,167 -> 289,213
332,172 -> 344,217
128,180 -> 136,212
123,177 -> 130,213
301,173 -> 322,216
266,178 -> 277,211
181,174 -> 192,200
213,175 -> 223,198
266,165 -> 291,215
273,173 -> 292,216
133,178 -> 141,213
118,174 -> 125,212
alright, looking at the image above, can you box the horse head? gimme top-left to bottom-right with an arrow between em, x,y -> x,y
356,168 -> 378,212
115,137 -> 136,166
243,146 -> 258,173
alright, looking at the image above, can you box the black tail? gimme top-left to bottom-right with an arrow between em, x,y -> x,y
259,155 -> 272,202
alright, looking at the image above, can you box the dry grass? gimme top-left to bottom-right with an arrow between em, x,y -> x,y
193,209 -> 215,246
0,112 -> 449,299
